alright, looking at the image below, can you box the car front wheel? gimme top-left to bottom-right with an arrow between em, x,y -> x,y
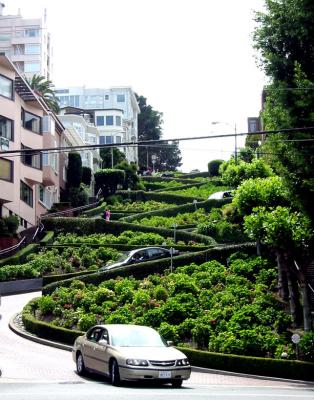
110,359 -> 120,386
76,352 -> 86,376
172,379 -> 183,388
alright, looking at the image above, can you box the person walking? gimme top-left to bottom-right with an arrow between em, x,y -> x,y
105,209 -> 111,222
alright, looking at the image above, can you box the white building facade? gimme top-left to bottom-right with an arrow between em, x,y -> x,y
55,87 -> 140,164
0,4 -> 52,80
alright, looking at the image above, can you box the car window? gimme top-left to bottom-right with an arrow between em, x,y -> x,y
87,327 -> 103,342
99,328 -> 109,343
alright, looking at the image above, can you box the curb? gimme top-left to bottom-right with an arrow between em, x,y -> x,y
8,313 -> 314,386
9,313 -> 72,352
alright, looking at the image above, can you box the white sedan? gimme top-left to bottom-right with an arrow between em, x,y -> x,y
73,324 -> 191,387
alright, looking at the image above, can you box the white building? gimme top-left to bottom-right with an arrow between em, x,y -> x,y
0,3 -> 52,80
55,87 -> 140,164
58,111 -> 101,174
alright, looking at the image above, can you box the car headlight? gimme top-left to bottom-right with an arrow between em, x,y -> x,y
176,358 -> 190,366
126,359 -> 149,366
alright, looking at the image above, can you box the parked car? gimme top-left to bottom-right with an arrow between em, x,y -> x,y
208,190 -> 233,200
73,324 -> 191,387
100,247 -> 177,271
161,172 -> 174,177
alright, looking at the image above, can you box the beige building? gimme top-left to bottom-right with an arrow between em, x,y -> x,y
0,3 -> 52,80
0,55 -> 63,230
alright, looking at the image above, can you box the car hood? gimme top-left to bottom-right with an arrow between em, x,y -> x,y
114,346 -> 187,360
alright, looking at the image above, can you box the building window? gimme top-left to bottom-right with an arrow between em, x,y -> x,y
24,62 -> 40,73
117,94 -> 125,102
105,136 -> 113,144
24,29 -> 39,37
0,33 -> 11,41
116,116 -> 121,126
20,180 -> 33,207
99,136 -> 105,145
0,157 -> 13,182
22,109 -> 41,134
21,145 -> 42,170
0,115 -> 13,141
116,136 -> 122,144
96,116 -> 104,126
106,116 -> 114,126
25,44 -> 40,55
0,74 -> 13,99
39,184 -> 45,203
105,94 -> 109,100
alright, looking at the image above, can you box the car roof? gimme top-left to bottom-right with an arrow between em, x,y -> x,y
89,324 -> 157,333
129,247 -> 169,255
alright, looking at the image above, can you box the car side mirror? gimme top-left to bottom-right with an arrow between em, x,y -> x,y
98,339 -> 108,346
167,341 -> 174,347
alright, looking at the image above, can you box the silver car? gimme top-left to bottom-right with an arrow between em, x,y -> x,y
73,324 -> 191,387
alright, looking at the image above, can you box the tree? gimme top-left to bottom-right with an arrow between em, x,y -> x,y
208,159 -> 224,177
26,74 -> 60,113
67,152 -> 82,188
244,206 -> 313,330
94,169 -> 125,197
253,0 -> 314,224
220,159 -> 273,188
136,94 -> 182,171
82,166 -> 92,186
115,161 -> 140,190
100,147 -> 126,169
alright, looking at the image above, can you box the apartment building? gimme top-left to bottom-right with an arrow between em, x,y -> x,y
57,109 -> 101,196
0,3 -> 52,80
0,55 -> 63,230
55,87 -> 140,164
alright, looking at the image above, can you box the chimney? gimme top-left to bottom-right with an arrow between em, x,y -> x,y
0,3 -> 5,16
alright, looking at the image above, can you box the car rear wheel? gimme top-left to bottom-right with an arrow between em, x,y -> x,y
76,352 -> 86,376
172,379 -> 183,388
110,359 -> 120,386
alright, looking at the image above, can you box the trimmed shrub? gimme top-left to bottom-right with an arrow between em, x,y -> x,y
177,347 -> 314,381
82,166 -> 92,186
208,160 -> 224,177
39,231 -> 54,246
0,244 -> 39,267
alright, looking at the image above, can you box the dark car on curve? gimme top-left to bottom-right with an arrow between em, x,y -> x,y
100,247 -> 177,271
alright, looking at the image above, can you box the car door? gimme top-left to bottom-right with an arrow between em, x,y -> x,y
83,327 -> 103,370
92,328 -> 111,375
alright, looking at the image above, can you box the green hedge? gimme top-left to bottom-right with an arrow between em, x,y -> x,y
177,347 -> 314,381
41,218 -> 216,246
22,300 -> 83,345
83,202 -> 107,217
141,176 -> 207,184
121,198 -> 231,223
0,244 -> 39,267
42,269 -> 95,286
117,190 -> 204,205
177,171 -> 210,179
42,243 -> 256,295
39,231 -> 55,246
43,243 -> 210,252
154,182 -> 207,193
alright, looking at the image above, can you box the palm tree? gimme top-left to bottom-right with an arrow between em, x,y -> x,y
26,74 -> 60,114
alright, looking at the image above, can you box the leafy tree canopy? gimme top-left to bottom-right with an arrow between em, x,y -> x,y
136,94 -> 182,171
26,74 -> 60,113
100,147 -> 126,169
253,0 -> 314,224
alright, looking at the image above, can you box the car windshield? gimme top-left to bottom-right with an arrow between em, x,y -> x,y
110,326 -> 166,347
107,253 -> 130,265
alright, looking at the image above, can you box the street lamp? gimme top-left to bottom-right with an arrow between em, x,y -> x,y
193,199 -> 198,211
151,154 -> 157,173
211,121 -> 238,164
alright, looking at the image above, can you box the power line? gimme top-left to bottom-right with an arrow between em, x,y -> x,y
1,126 -> 314,156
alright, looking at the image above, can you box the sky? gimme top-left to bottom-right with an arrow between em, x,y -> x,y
4,0 -> 266,172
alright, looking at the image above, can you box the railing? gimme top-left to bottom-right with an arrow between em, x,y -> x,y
32,221 -> 45,241
0,236 -> 26,259
40,201 -> 100,219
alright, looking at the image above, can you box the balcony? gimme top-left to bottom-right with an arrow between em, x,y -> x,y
0,180 -> 14,204
22,164 -> 42,185
43,165 -> 57,186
